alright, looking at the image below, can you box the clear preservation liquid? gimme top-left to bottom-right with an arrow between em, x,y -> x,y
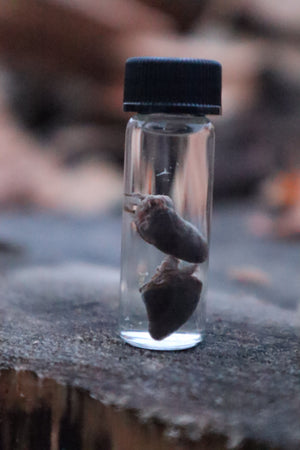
119,114 -> 215,350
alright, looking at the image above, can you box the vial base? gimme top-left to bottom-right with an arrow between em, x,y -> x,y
120,330 -> 203,351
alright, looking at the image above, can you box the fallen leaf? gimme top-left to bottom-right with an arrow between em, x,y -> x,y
228,266 -> 271,287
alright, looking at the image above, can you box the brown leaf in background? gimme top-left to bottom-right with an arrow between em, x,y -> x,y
228,266 -> 271,287
0,88 -> 122,212
260,171 -> 300,239
262,171 -> 300,209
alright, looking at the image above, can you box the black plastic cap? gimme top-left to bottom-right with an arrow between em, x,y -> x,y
123,57 -> 222,115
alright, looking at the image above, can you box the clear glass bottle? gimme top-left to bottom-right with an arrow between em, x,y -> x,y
119,58 -> 222,350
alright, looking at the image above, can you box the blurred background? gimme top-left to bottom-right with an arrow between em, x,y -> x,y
0,5 -> 299,448
0,0 -> 299,238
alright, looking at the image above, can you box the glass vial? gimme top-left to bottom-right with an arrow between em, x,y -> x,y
119,58 -> 222,350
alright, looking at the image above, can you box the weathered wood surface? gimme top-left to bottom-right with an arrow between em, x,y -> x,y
0,202 -> 299,449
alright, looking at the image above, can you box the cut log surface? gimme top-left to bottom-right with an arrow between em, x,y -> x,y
0,202 -> 299,449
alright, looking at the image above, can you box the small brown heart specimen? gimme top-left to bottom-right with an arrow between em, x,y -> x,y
134,194 -> 208,263
140,256 -> 202,340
